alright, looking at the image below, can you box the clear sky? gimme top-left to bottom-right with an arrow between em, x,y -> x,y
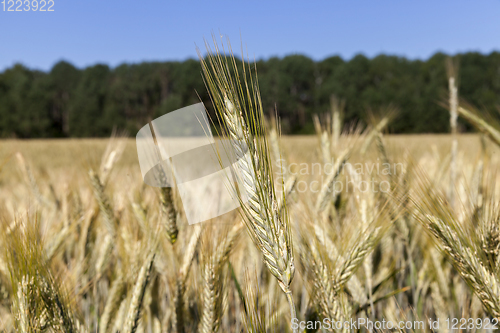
1,0 -> 499,72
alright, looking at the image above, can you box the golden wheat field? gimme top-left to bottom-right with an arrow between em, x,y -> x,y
1,48 -> 500,333
0,130 -> 499,333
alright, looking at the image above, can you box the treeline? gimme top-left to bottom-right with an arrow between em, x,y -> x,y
1,52 -> 499,138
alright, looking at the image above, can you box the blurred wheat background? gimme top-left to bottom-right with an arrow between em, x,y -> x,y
1,45 -> 500,333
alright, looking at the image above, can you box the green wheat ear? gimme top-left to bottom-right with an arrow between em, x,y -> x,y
5,216 -> 79,332
198,35 -> 298,331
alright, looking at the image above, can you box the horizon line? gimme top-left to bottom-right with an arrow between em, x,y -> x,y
3,48 -> 500,73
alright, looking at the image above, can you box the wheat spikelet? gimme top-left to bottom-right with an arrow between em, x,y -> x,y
429,248 -> 450,300
360,116 -> 391,155
6,218 -> 78,332
179,224 -> 203,281
240,272 -> 266,333
299,240 -> 349,332
300,209 -> 382,331
199,260 -> 225,333
89,169 -> 116,237
313,114 -> 332,165
112,298 -> 128,332
171,279 -> 185,333
159,187 -> 178,245
471,157 -> 484,214
99,134 -> 125,185
446,57 -> 459,138
15,277 -> 29,332
315,149 -> 349,214
312,223 -> 367,305
269,119 -> 297,214
132,202 -> 149,236
457,106 -> 500,147
335,228 -> 381,289
45,224 -> 70,261
447,57 -> 459,208
269,119 -> 285,175
95,234 -> 113,279
123,253 -> 155,333
15,152 -> 55,209
320,131 -> 331,165
227,95 -> 295,312
99,274 -> 125,333
171,224 -> 202,333
277,176 -> 296,216
430,282 -> 448,332
425,215 -> 500,317
199,37 -> 297,330
330,95 -> 344,150
199,223 -> 242,333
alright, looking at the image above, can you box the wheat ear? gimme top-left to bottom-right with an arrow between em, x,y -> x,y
269,121 -> 296,215
330,95 -> 344,150
313,114 -> 332,165
199,223 -> 243,333
313,223 -> 368,305
199,38 -> 297,330
425,215 -> 500,317
225,96 -> 297,324
315,148 -> 349,214
99,273 -> 125,333
89,169 -> 115,238
123,253 -> 155,333
447,57 -> 459,208
172,224 -> 202,333
457,106 -> 500,147
16,152 -> 55,209
159,187 -> 178,245
299,239 -> 348,331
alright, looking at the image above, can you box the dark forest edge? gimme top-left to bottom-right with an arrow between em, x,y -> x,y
1,51 -> 499,138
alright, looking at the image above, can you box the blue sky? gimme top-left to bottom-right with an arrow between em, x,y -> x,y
0,0 -> 499,71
